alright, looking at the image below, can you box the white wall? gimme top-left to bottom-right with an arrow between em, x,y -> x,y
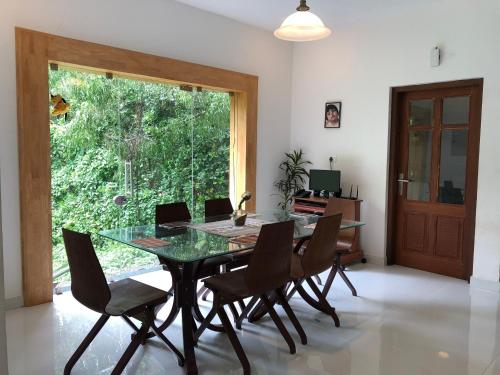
290,0 -> 500,279
0,0 -> 293,301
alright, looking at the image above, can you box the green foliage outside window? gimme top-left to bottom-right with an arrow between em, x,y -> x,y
50,69 -> 230,281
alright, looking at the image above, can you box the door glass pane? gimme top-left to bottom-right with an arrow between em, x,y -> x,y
409,99 -> 433,126
439,129 -> 468,204
407,130 -> 432,201
442,96 -> 470,124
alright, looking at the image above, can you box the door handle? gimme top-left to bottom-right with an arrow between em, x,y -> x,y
397,173 -> 412,196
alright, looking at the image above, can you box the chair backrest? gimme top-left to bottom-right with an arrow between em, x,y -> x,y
324,198 -> 356,249
205,198 -> 233,218
155,202 -> 191,224
62,228 -> 111,314
300,213 -> 342,277
244,221 -> 294,295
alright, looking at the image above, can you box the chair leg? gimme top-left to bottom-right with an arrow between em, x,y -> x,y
260,294 -> 296,355
322,258 -> 339,298
228,302 -> 240,322
218,306 -> 251,375
192,287 -> 225,332
122,315 -> 140,333
237,299 -> 246,312
236,296 -> 259,330
194,303 -> 219,342
151,323 -> 185,367
286,282 -> 300,301
197,285 -> 207,299
338,267 -> 358,296
295,280 -> 328,314
247,291 -> 279,323
64,315 -> 110,375
275,289 -> 307,345
306,278 -> 340,327
201,288 -> 211,301
313,274 -> 322,286
247,299 -> 267,323
111,310 -> 153,375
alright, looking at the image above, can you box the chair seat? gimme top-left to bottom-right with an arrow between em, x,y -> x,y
203,269 -> 250,300
106,278 -> 169,316
336,239 -> 352,253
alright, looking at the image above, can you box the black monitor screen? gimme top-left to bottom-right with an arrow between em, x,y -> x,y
309,169 -> 341,193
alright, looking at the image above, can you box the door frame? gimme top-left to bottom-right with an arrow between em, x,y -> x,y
386,78 -> 483,279
0,170 -> 8,374
16,27 -> 258,306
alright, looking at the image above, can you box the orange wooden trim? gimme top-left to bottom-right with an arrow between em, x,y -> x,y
16,27 -> 258,305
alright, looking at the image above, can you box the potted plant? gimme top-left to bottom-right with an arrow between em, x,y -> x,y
274,149 -> 311,210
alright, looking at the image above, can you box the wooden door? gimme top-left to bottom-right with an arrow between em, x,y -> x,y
393,82 -> 482,279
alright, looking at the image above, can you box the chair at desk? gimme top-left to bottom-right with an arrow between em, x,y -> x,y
288,214 -> 343,327
321,197 -> 360,297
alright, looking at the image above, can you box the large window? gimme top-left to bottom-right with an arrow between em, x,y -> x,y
49,68 -> 230,283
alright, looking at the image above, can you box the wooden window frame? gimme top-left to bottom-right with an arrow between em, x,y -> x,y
15,27 -> 258,306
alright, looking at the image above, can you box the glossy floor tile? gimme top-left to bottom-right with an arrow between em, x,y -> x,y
7,264 -> 500,374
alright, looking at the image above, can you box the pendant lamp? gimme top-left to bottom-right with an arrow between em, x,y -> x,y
274,0 -> 332,42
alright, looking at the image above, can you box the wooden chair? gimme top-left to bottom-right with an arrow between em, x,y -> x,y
204,197 -> 234,218
201,198 -> 252,312
155,201 -> 192,225
321,198 -> 359,296
199,198 -> 235,301
61,228 -> 184,375
195,221 -> 307,375
203,198 -> 252,273
155,202 -> 234,328
288,213 -> 343,326
156,202 -> 230,279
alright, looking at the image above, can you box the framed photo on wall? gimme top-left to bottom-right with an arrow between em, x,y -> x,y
324,101 -> 342,128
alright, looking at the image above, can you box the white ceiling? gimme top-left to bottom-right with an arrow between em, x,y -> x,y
174,0 -> 438,31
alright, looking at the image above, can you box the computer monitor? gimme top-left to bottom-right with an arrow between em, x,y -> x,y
309,169 -> 341,194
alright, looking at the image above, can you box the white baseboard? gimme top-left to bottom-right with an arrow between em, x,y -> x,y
364,253 -> 387,266
5,296 -> 24,310
470,276 -> 500,293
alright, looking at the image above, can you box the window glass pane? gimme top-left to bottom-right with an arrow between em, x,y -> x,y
409,99 -> 433,126
439,129 -> 468,204
407,130 -> 432,201
442,96 -> 470,125
49,68 -> 230,285
192,90 -> 231,217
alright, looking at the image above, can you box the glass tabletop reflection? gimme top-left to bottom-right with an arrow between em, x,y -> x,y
98,210 -> 365,264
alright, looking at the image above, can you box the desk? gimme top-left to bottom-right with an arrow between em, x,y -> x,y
293,197 -> 365,265
100,210 -> 364,374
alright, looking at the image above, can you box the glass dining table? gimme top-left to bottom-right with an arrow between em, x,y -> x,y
99,210 -> 364,375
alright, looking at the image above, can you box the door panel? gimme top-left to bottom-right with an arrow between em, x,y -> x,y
403,212 -> 428,253
434,216 -> 463,260
394,82 -> 482,279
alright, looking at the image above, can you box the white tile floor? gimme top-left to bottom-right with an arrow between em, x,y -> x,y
6,264 -> 500,375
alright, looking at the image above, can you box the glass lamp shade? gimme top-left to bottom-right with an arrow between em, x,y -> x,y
274,11 -> 332,42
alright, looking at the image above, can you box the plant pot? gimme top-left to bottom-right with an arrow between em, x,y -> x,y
232,210 -> 247,226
